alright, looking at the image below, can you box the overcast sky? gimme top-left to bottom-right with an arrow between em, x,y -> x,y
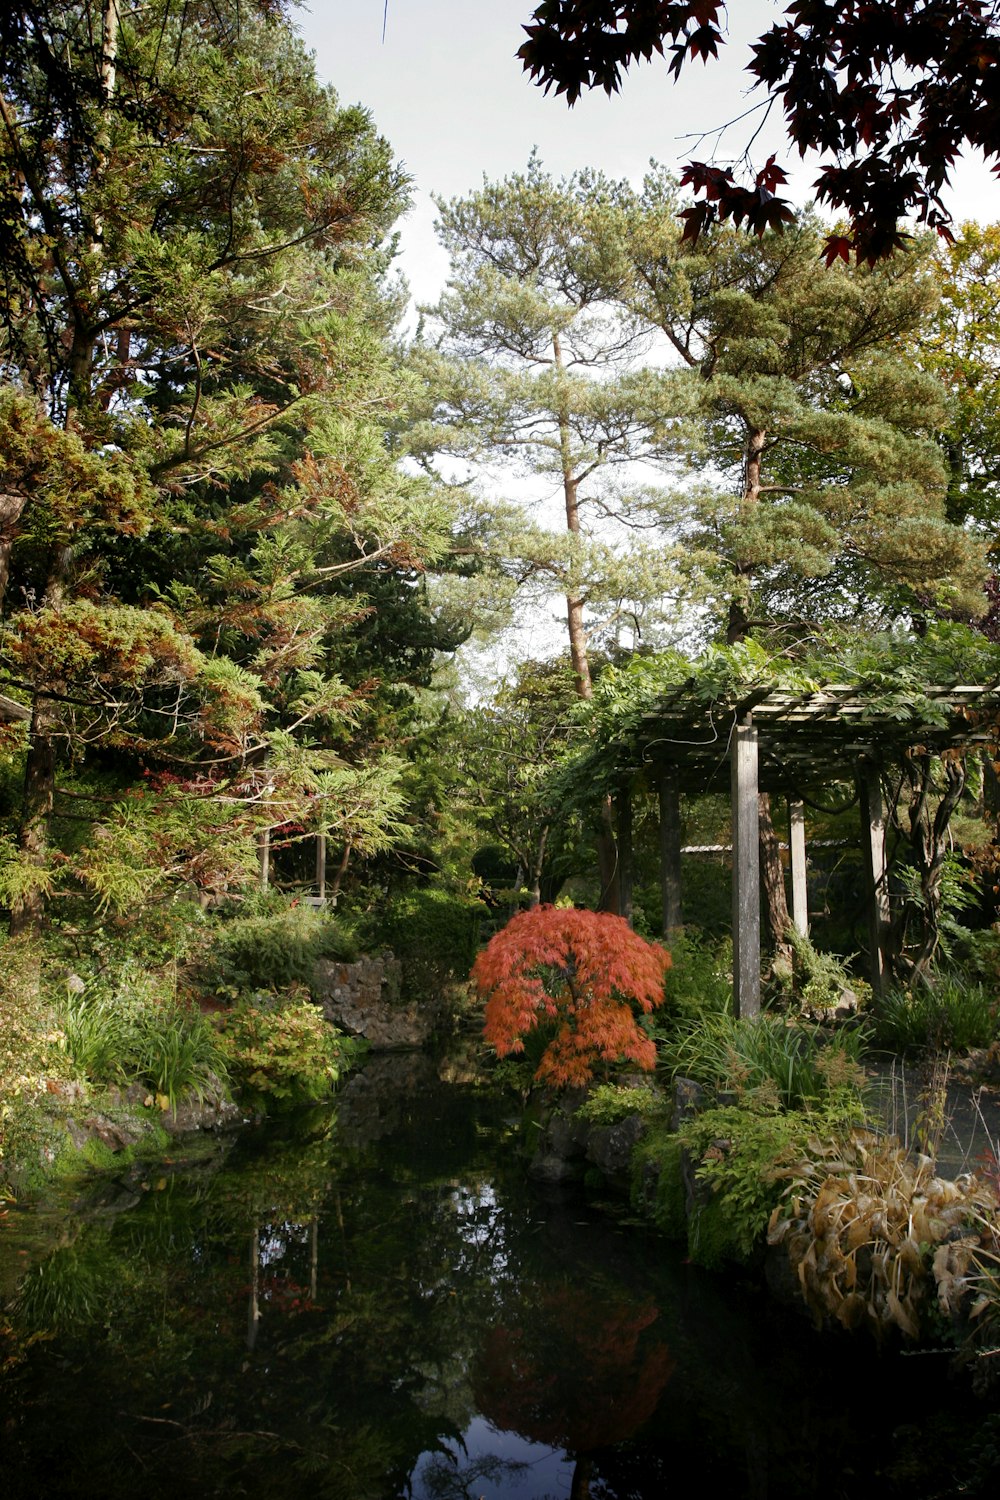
297,0 -> 1000,305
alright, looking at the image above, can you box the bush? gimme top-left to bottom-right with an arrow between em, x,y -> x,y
773,927 -> 871,1015
635,1098 -> 863,1270
576,1082 -> 666,1126
363,888 -> 486,1000
193,900 -> 358,1000
769,1129 -> 1000,1341
217,992 -> 359,1106
655,930 -> 732,1025
873,976 -> 997,1054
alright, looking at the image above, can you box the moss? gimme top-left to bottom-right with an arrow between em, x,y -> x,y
631,1126 -> 687,1240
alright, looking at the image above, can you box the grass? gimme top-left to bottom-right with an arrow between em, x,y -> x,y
661,1011 -> 870,1111
873,975 -> 997,1054
60,991 -> 228,1115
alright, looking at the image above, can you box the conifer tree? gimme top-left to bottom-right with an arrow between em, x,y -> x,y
0,2 -> 459,933
613,180 -> 987,639
411,157 -> 688,908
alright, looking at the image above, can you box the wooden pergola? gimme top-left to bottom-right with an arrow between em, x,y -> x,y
609,680 -> 1000,1016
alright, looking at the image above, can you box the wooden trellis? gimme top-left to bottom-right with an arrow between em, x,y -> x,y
611,680 -> 1000,1016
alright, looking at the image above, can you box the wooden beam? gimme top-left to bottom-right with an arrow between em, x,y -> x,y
731,720 -> 760,1018
658,771 -> 683,938
618,781 -> 634,928
858,763 -> 891,994
789,799 -> 808,937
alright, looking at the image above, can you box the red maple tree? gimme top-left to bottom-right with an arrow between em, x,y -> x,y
472,905 -> 670,1086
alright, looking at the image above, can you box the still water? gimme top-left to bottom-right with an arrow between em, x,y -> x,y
1,1054 -> 998,1498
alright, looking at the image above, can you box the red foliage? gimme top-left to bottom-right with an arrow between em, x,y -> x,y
473,1287 -> 675,1450
471,905 -> 671,1086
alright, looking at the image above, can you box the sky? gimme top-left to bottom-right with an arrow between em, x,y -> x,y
296,0 -> 1000,307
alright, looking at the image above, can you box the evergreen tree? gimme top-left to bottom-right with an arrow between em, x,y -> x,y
614,183 -> 987,639
0,2 -> 460,934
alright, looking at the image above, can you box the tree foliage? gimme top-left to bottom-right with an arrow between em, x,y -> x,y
610,189 -> 987,637
473,904 -> 671,1085
0,1 -> 467,933
518,1 -> 1000,263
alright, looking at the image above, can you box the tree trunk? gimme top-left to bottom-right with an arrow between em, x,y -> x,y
552,328 -> 617,905
758,792 -> 792,960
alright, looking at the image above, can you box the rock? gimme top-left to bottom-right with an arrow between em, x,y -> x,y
671,1077 -> 705,1131
160,1081 -> 243,1135
64,1111 -> 142,1154
586,1112 -> 647,1182
313,953 -> 445,1049
528,1152 -> 585,1184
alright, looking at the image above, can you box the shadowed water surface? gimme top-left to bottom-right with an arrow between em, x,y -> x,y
1,1054 -> 998,1498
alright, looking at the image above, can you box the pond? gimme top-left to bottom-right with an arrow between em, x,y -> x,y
1,1053 -> 998,1499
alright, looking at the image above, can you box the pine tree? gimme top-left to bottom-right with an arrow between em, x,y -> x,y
0,2 -> 458,933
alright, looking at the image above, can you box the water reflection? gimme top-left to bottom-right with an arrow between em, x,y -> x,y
1,1058 -> 998,1499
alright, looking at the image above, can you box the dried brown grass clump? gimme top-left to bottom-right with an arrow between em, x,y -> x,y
768,1127 -> 1000,1342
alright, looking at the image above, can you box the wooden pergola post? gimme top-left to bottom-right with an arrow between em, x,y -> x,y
731,718 -> 761,1018
618,781 -> 634,928
259,826 -> 270,893
789,798 -> 808,937
858,760 -> 891,994
658,771 -> 683,938
315,831 -> 327,906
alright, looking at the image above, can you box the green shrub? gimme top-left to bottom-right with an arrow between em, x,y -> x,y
132,1004 -> 229,1114
60,992 -> 135,1083
362,888 -> 486,999
775,927 -> 872,1014
661,1011 -> 869,1111
577,1082 -> 666,1126
60,987 -> 228,1114
873,976 -> 997,1054
217,993 -> 360,1106
194,900 -> 358,1000
654,930 -> 733,1026
637,1099 -> 865,1270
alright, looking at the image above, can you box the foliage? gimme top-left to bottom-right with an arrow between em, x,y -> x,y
193,900 -> 358,1001
768,1127 -> 1000,1340
363,887 -> 486,1000
662,1012 -> 869,1113
473,905 -> 670,1086
576,1081 -> 666,1126
873,976 -> 998,1054
636,1096 -> 865,1269
60,988 -> 228,1115
609,201 -> 986,637
0,0 -> 471,938
216,993 -> 357,1106
412,155 -> 686,701
131,1006 -> 229,1116
774,927 -> 872,1017
655,929 -> 733,1023
519,1 -> 1000,262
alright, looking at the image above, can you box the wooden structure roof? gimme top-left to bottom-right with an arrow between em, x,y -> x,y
627,680 -> 1000,796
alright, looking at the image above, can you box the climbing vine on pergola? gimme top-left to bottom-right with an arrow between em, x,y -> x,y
555,627 -> 1000,1011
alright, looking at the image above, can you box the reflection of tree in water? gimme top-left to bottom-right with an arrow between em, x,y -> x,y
472,1284 -> 675,1499
418,1451 -> 532,1499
